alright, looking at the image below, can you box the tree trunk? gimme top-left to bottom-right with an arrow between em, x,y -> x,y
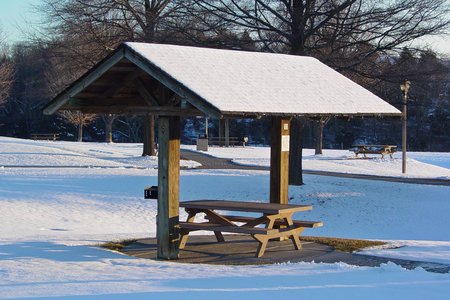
289,117 -> 304,185
78,119 -> 83,142
313,117 -> 331,155
314,122 -> 324,155
141,1 -> 158,157
106,120 -> 113,143
142,114 -> 156,156
104,114 -> 114,143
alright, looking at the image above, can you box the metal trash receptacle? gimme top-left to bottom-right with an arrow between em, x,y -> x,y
196,134 -> 208,151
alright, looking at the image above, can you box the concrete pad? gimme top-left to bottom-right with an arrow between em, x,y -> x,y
121,235 -> 450,273
124,235 -> 334,265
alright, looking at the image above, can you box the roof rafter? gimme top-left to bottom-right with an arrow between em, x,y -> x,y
124,46 -> 222,118
101,70 -> 144,99
136,78 -> 160,106
43,48 -> 126,115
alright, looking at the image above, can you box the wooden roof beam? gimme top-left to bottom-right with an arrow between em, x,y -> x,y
110,66 -> 139,72
101,70 -> 144,99
76,92 -> 141,99
136,78 -> 160,106
124,47 -> 222,119
62,105 -> 203,116
43,48 -> 126,115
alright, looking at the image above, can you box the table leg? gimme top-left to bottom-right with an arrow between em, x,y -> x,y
179,210 -> 197,249
203,209 -> 231,243
290,228 -> 304,250
266,216 -> 276,229
214,231 -> 225,243
179,229 -> 190,249
242,215 -> 268,228
284,214 -> 303,250
253,234 -> 269,258
268,214 -> 287,241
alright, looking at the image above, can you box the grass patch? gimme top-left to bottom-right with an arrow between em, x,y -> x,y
300,236 -> 386,252
100,239 -> 137,252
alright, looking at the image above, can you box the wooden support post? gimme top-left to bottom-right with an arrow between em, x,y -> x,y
218,119 -> 224,146
142,113 -> 156,156
289,117 -> 304,185
224,118 -> 230,147
157,116 -> 181,259
270,117 -> 290,204
402,93 -> 407,174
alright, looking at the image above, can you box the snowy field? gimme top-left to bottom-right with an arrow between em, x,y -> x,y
0,137 -> 449,299
0,136 -> 200,169
182,145 -> 450,179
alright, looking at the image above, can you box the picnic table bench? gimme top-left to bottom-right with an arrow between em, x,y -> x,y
31,133 -> 60,141
179,200 -> 323,258
350,144 -> 397,159
208,136 -> 240,146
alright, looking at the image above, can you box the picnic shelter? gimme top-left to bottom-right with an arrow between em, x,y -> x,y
43,42 -> 401,260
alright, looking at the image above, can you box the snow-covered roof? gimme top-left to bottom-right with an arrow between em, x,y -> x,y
127,42 -> 400,116
43,42 -> 401,117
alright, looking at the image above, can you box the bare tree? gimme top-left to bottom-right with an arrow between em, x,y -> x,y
0,27 -> 13,106
185,1 -> 450,62
60,111 -> 97,142
183,0 -> 450,184
39,0 -> 184,155
116,115 -> 143,143
311,116 -> 332,155
102,114 -> 117,143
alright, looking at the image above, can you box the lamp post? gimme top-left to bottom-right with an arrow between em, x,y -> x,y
243,136 -> 249,147
400,80 -> 411,174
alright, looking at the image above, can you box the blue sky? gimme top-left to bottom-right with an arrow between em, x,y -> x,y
0,0 -> 42,43
1,0 -> 450,56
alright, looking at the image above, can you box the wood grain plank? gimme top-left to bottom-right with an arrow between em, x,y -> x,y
180,200 -> 311,214
270,117 -> 291,204
157,116 -> 181,259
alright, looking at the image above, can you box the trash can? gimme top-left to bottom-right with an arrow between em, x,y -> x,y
196,134 -> 208,151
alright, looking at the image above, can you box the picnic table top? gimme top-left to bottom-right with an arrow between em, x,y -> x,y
352,144 -> 397,148
180,200 -> 312,214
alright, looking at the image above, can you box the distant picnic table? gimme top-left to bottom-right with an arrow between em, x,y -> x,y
31,133 -> 60,141
350,145 -> 397,159
208,136 -> 240,146
179,200 -> 323,258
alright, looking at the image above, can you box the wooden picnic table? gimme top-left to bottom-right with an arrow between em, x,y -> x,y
31,133 -> 60,141
179,200 -> 322,258
350,144 -> 397,158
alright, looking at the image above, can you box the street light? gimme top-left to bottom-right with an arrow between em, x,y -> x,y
243,136 -> 249,147
400,80 -> 411,174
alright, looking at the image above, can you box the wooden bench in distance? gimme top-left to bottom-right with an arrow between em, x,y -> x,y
208,136 -> 240,147
31,133 -> 60,141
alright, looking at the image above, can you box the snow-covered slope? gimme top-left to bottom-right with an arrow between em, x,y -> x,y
0,137 -> 449,299
182,145 -> 450,179
0,136 -> 200,168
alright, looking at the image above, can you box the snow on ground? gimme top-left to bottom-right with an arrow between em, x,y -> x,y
182,145 -> 450,179
0,136 -> 201,169
409,151 -> 450,169
1,137 -> 450,299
